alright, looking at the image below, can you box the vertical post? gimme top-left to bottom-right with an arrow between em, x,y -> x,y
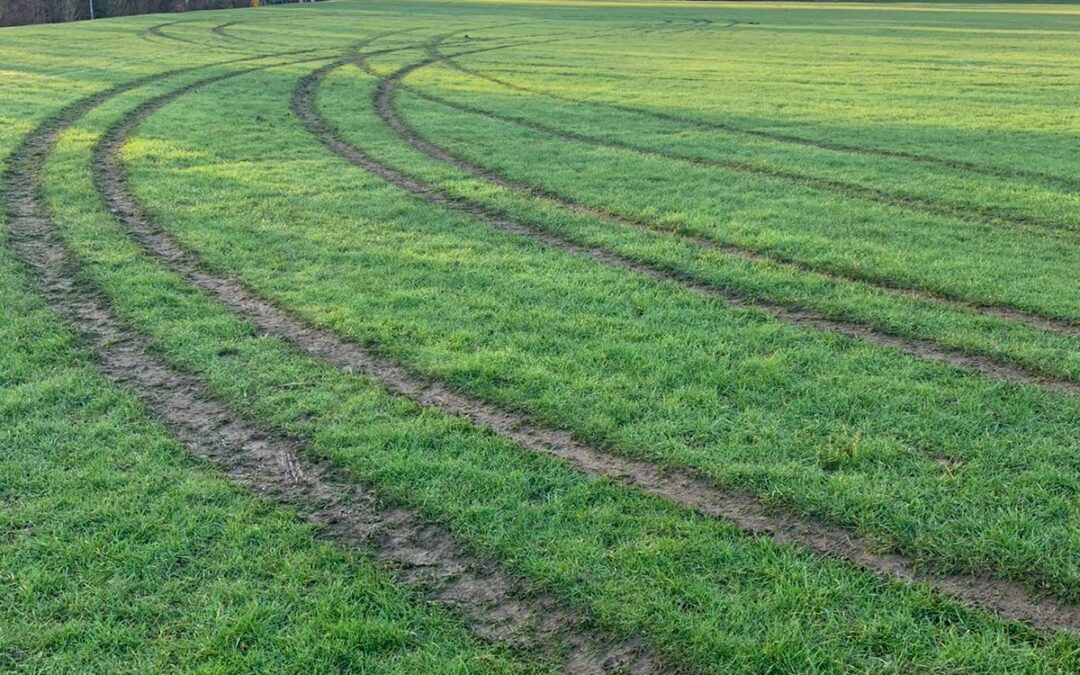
88,0 -> 94,19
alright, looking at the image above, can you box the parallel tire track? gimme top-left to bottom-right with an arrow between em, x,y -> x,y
372,54 -> 1080,348
148,21 -> 200,46
146,20 -> 250,54
212,20 -> 282,48
211,21 -> 250,43
2,55 -> 660,675
396,78 -> 1080,337
433,44 -> 1080,196
349,54 -> 1079,395
408,48 -> 1080,268
89,51 -> 1080,635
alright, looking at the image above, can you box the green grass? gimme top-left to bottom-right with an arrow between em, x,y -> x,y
4,1 -> 1080,671
122,37 -> 1080,599
408,52 -> 1080,230
390,66 -> 1080,312
0,361 -> 538,674
37,57 -> 1080,672
349,54 -> 1080,383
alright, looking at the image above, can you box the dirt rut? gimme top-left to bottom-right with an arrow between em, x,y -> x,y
2,58 -> 660,675
86,53 -> 1080,634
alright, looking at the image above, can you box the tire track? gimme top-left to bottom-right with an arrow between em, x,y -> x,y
431,43 -> 1080,197
147,21 -> 179,38
146,20 -> 251,54
412,44 -> 1079,240
339,52 -> 1079,395
212,20 -> 285,48
393,76 -> 1080,338
148,21 -> 198,46
2,54 -> 659,675
212,21 -> 250,43
359,35 -> 1080,335
372,54 -> 1080,351
86,49 -> 1080,634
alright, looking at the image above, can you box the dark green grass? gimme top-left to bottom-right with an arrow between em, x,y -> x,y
38,58 -> 1080,672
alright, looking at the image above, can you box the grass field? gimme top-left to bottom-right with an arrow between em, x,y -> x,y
2,1 -> 1079,671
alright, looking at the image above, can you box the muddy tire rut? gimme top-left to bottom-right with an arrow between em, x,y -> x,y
80,49 -> 1080,635
3,55 -> 661,675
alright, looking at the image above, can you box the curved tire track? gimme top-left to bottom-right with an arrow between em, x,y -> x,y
83,50 -> 1080,635
343,52 -> 1079,395
404,51 -> 1080,278
212,21 -> 249,42
432,43 -> 1080,198
396,80 -> 1080,337
370,55 -> 1080,373
212,20 -> 286,48
146,20 -> 251,54
2,55 -> 659,675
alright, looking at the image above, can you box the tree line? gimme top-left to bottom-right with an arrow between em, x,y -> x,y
1,0 -> 256,27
